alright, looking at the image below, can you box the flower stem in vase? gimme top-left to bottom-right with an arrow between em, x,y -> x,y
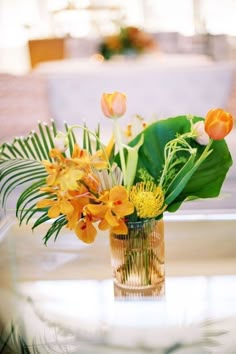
109,218 -> 165,298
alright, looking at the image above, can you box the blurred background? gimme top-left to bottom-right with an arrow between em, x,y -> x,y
1,0 -> 236,73
0,0 -> 236,165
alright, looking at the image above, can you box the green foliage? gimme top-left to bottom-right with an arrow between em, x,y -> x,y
0,121 -> 76,243
0,115 -> 233,244
129,115 -> 233,213
0,120 -> 106,244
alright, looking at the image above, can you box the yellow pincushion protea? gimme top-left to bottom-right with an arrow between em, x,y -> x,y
129,181 -> 165,219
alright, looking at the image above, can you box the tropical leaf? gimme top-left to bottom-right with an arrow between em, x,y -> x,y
41,215 -> 68,244
0,160 -> 46,207
129,116 -> 233,212
0,120 -> 107,244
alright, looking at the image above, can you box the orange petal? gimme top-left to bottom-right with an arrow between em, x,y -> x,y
111,219 -> 128,235
48,204 -> 60,218
98,218 -> 110,231
109,185 -> 129,202
87,204 -> 108,217
113,201 -> 134,217
60,200 -> 74,215
75,219 -> 97,243
36,199 -> 55,208
105,134 -> 115,158
105,209 -> 120,227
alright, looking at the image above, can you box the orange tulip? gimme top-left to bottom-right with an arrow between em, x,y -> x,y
205,108 -> 234,140
101,92 -> 126,119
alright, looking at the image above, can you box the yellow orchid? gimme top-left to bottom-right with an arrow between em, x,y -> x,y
66,188 -> 91,230
75,211 -> 98,243
72,144 -> 108,171
42,144 -> 107,193
37,192 -> 74,219
86,185 -> 134,234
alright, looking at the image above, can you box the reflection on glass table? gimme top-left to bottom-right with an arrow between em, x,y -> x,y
0,215 -> 236,353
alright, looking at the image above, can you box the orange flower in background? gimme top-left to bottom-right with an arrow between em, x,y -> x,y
101,92 -> 126,119
104,35 -> 122,51
205,108 -> 234,140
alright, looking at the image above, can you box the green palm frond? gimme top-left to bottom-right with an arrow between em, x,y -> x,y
0,159 -> 46,207
16,180 -> 52,225
41,215 -> 68,244
0,121 -> 76,236
0,120 -> 104,244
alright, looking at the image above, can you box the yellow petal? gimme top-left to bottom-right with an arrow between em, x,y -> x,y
111,219 -> 128,235
104,134 -> 115,159
113,201 -> 134,217
60,200 -> 74,215
110,185 -> 129,202
48,204 -> 60,218
75,219 -> 97,243
36,199 -> 55,208
98,218 -> 110,231
105,209 -> 119,227
87,204 -> 107,217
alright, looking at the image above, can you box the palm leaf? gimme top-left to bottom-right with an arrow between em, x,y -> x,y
0,120 -> 102,243
0,160 -> 46,205
17,192 -> 50,225
41,215 -> 68,244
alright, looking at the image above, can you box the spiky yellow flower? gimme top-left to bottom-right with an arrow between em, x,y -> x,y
129,181 -> 165,218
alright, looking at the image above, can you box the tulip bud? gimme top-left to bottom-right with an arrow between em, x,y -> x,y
205,108 -> 234,140
193,121 -> 210,145
101,92 -> 126,119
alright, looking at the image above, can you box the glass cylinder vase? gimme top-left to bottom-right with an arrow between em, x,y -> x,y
109,218 -> 165,298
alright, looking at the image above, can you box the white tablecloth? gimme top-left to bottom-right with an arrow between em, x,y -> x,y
34,55 -> 235,142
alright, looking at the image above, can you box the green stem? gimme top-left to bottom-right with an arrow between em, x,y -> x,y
113,119 -> 127,186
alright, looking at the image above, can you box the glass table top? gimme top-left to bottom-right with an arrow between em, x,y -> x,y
0,216 -> 236,353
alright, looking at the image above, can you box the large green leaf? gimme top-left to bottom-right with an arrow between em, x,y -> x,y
129,116 -> 233,212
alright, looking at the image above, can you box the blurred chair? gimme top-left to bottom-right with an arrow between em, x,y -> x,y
0,73 -> 51,142
28,38 -> 65,69
65,37 -> 100,58
207,34 -> 230,61
226,68 -> 236,122
152,32 -> 179,53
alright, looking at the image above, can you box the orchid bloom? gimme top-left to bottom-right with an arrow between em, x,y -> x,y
86,185 -> 134,234
36,190 -> 74,219
75,212 -> 98,243
42,144 -> 107,193
205,108 -> 234,140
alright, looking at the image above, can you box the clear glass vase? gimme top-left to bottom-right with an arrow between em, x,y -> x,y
109,218 -> 165,298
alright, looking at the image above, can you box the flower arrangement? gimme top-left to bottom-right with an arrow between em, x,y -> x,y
0,92 -> 234,246
98,26 -> 157,60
